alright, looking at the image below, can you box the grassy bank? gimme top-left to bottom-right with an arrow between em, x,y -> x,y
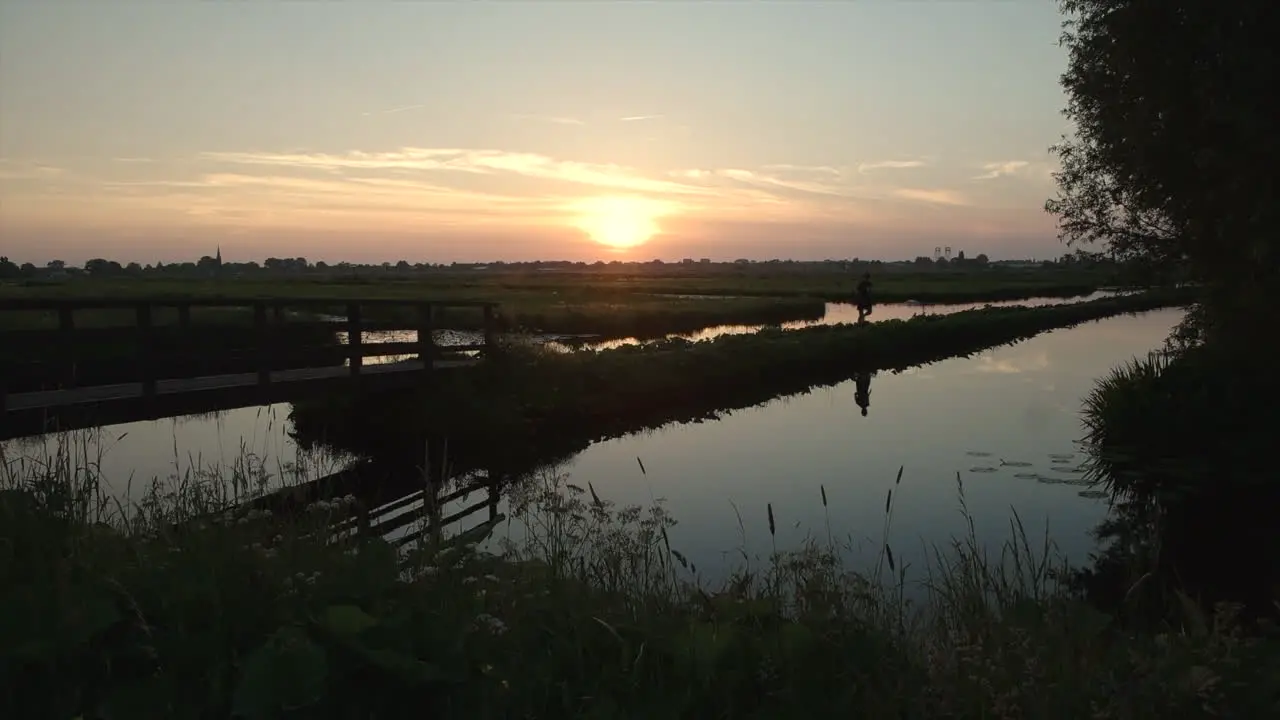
1,439 -> 1274,719
290,289 -> 1195,473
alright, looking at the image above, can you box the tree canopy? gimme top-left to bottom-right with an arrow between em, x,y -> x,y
1046,0 -> 1279,341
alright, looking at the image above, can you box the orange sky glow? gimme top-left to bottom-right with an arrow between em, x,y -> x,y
0,4 -> 1072,264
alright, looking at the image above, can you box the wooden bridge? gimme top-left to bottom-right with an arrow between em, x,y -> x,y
0,296 -> 500,439
186,458 -> 508,565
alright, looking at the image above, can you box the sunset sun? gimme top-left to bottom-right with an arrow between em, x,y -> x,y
571,196 -> 669,250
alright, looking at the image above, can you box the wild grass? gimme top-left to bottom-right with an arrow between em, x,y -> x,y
2,432 -> 1276,719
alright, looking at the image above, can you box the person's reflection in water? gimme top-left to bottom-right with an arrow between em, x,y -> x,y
854,371 -> 873,417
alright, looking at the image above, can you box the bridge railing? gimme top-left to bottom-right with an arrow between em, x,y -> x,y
0,297 -> 500,410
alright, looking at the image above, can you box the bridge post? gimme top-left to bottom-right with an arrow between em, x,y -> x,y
423,439 -> 442,546
487,468 -> 500,522
347,303 -> 363,377
58,304 -> 76,388
136,303 -> 156,399
177,304 -> 191,328
417,302 -> 434,372
483,304 -> 497,358
254,302 -> 271,388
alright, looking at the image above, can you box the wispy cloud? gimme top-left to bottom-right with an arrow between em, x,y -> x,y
857,160 -> 926,173
513,114 -> 586,126
200,147 -> 711,197
360,103 -> 428,117
112,157 -> 154,164
892,188 -> 968,206
699,168 -> 856,198
619,114 -> 664,122
8,143 -> 990,242
972,160 -> 1029,180
761,163 -> 843,177
0,161 -> 66,181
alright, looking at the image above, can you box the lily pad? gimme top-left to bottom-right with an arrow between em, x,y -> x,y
1013,473 -> 1041,480
1052,466 -> 1086,474
1001,461 -> 1033,468
1077,490 -> 1108,499
965,451 -> 993,457
1048,453 -> 1075,461
968,467 -> 998,474
1035,476 -> 1066,485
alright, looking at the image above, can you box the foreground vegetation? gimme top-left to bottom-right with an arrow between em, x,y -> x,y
290,289 -> 1193,472
3,438 -> 1276,719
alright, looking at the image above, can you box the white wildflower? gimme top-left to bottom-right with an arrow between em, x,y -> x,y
474,613 -> 508,635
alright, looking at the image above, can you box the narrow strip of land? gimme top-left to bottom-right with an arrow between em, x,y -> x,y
4,359 -> 478,411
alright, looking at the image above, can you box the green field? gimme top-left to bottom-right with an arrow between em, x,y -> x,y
0,264 -> 1117,305
0,265 -> 1118,340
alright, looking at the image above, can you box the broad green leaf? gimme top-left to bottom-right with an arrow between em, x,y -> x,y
231,625 -> 329,720
320,604 -> 378,638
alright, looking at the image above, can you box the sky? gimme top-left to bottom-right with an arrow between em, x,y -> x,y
0,2 -> 1074,265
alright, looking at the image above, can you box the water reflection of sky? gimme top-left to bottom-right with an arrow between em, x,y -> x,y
539,307 -> 1183,587
2,404 -> 350,506
325,291 -> 1130,361
562,290 -> 1129,351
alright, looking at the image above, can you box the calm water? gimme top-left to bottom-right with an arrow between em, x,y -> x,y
8,295 -> 1114,500
340,291 -> 1130,358
454,306 -> 1182,587
2,405 -> 351,506
573,290 -> 1128,350
3,302 -> 1179,588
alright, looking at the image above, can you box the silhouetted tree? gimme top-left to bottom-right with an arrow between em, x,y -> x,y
1046,0 -> 1279,346
84,258 -> 122,276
